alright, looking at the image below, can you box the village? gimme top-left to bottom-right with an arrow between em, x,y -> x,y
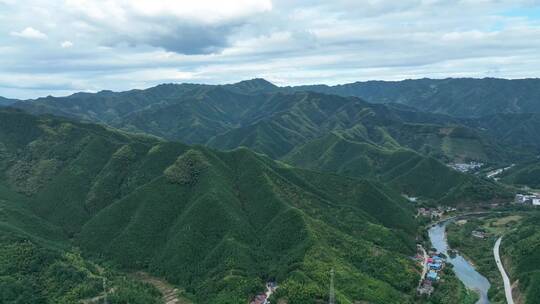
248,193 -> 533,303
416,206 -> 457,220
448,161 -> 484,173
415,245 -> 447,296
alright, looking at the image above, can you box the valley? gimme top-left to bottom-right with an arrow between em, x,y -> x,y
1,77 -> 540,303
3,0 -> 540,302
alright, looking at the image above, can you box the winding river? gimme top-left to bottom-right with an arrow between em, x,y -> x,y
428,221 -> 491,304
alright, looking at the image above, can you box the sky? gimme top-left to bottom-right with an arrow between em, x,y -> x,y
1,0 -> 540,99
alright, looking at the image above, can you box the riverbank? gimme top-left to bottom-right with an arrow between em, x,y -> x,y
445,211 -> 540,303
429,221 -> 490,304
446,216 -> 507,303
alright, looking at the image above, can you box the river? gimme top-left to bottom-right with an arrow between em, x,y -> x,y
428,221 -> 491,304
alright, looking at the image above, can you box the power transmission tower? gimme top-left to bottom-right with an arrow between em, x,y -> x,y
329,268 -> 335,304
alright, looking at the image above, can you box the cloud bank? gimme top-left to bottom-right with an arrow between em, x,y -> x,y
1,0 -> 539,98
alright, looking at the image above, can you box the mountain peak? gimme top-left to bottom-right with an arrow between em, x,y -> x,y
228,78 -> 278,92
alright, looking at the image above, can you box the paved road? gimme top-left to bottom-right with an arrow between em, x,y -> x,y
494,237 -> 514,304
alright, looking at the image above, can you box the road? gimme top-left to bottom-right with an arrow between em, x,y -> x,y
494,237 -> 514,304
419,245 -> 428,284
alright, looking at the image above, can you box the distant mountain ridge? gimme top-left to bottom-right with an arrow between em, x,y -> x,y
6,77 -> 540,120
291,77 -> 540,118
4,79 -> 506,155
0,96 -> 18,106
1,81 -> 515,204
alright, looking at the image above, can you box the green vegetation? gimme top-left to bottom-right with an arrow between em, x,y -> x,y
10,79 -> 516,164
466,113 -> 540,157
1,76 -> 532,303
446,217 -> 506,303
7,80 -> 518,206
502,211 -> 540,304
0,108 -> 423,303
284,133 -> 510,205
293,78 -> 540,118
0,236 -> 100,304
417,266 -> 479,304
500,161 -> 540,189
446,212 -> 540,304
0,235 -> 162,304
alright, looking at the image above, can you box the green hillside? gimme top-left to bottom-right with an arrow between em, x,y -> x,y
284,133 -> 510,205
0,234 -> 162,304
5,85 -> 514,207
464,113 -> 540,158
0,109 -> 423,303
206,91 -> 506,164
499,161 -> 540,189
501,212 -> 540,304
7,80 -> 512,163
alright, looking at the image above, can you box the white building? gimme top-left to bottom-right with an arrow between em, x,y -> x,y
515,194 -> 540,206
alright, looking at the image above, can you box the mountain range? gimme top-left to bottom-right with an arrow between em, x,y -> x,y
9,78 -> 540,161
4,80 -> 518,204
0,108 -> 424,303
2,77 -> 538,303
292,78 -> 540,118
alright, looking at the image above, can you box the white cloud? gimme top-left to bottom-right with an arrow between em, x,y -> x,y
10,27 -> 47,39
61,40 -> 74,48
127,0 -> 272,23
1,0 -> 540,98
64,0 -> 272,24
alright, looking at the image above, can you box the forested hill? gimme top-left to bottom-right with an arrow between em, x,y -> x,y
0,108 -> 423,303
7,77 -> 540,120
6,78 -> 536,159
0,96 -> 17,106
502,212 -> 540,304
5,81 -> 515,163
2,80 -> 518,204
292,78 -> 540,118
